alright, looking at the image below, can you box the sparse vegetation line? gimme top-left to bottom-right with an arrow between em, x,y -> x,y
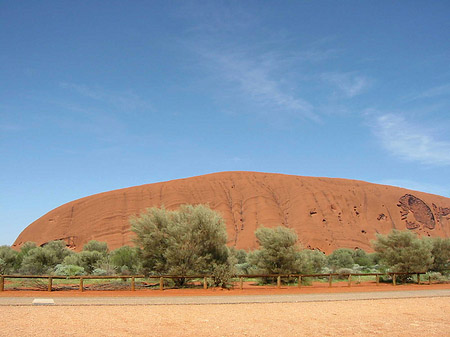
0,271 -> 431,292
1,205 -> 448,291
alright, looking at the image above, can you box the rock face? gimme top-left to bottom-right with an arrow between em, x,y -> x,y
12,172 -> 450,253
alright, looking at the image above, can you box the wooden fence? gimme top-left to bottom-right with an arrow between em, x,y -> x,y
0,272 -> 428,292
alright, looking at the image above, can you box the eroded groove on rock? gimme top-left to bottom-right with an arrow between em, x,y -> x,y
12,172 -> 450,253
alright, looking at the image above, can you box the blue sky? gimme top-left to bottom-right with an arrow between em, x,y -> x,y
1,1 -> 450,245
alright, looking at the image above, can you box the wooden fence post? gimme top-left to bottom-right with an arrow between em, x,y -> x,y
348,274 -> 352,287
429,274 -> 431,285
393,274 -> 396,286
277,276 -> 281,289
417,273 -> 420,285
203,277 -> 207,289
0,276 -> 4,292
159,277 -> 164,290
48,277 -> 52,292
298,276 -> 302,288
328,274 -> 332,287
240,277 -> 243,290
131,277 -> 135,291
79,277 -> 84,292
376,274 -> 379,285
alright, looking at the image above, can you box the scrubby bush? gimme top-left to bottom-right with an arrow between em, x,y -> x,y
19,242 -> 37,256
368,252 -> 381,265
426,271 -> 449,283
352,249 -> 372,267
20,248 -> 60,275
0,246 -> 19,274
429,237 -> 450,274
132,204 -> 233,287
230,247 -> 251,275
248,226 -> 307,276
301,249 -> 327,274
63,250 -> 105,274
327,248 -> 354,272
110,246 -> 141,274
211,256 -> 237,288
373,230 -> 433,273
43,240 -> 72,261
336,267 -> 354,276
54,264 -> 85,276
83,240 -> 109,255
19,240 -> 72,275
230,248 -> 248,264
58,240 -> 110,274
92,268 -> 108,276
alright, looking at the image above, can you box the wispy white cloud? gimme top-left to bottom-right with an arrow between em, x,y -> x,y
373,113 -> 450,166
198,49 -> 320,122
321,72 -> 370,98
60,83 -> 152,112
180,5 -> 368,123
403,83 -> 450,101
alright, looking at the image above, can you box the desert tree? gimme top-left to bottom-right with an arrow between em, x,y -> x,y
131,204 -> 233,286
0,246 -> 19,274
20,240 -> 71,275
61,240 -> 109,274
110,246 -> 141,274
248,226 -> 306,276
429,237 -> 450,274
83,240 -> 109,255
301,249 -> 327,274
327,248 -> 354,272
372,230 -> 433,274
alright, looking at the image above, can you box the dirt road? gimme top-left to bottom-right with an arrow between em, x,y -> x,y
1,289 -> 449,336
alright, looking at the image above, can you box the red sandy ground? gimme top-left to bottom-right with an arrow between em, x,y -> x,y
1,283 -> 449,337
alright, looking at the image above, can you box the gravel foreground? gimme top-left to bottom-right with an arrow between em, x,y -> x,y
1,296 -> 449,336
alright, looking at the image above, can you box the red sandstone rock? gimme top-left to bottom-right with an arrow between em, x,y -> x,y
12,172 -> 450,253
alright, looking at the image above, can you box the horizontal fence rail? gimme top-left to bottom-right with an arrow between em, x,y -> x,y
0,272 -> 430,292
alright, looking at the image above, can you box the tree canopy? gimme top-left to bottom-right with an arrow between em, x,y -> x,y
131,204 -> 232,285
373,230 -> 433,273
249,226 -> 306,275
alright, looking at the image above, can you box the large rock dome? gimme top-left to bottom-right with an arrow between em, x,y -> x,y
13,171 -> 450,253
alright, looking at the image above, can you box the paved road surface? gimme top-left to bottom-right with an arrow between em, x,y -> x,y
1,288 -> 449,306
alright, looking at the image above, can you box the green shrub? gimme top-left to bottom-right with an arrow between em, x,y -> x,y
19,240 -> 72,275
63,250 -> 105,274
426,272 -> 449,283
327,248 -> 354,272
429,237 -> 450,274
230,247 -> 248,264
336,267 -> 354,279
352,249 -> 372,267
248,226 -> 306,276
54,264 -> 85,276
0,246 -> 19,274
92,268 -> 108,276
235,262 -> 252,275
20,247 -> 58,274
301,249 -> 327,273
43,240 -> 72,262
211,257 -> 236,288
132,204 -> 232,287
110,246 -> 141,274
19,242 -> 37,256
372,230 -> 433,273
83,241 -> 109,255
